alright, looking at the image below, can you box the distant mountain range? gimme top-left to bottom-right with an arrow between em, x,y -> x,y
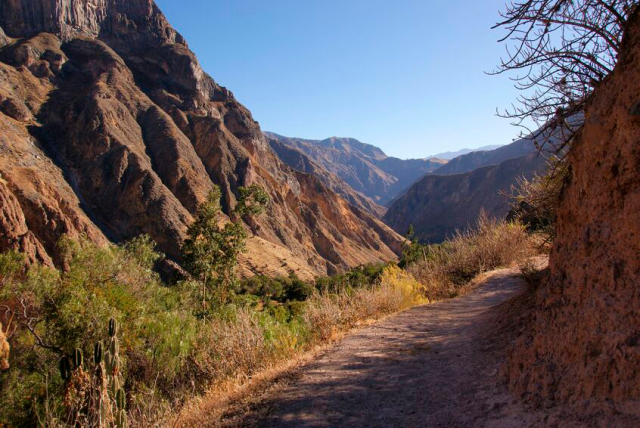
381,130 -> 558,242
265,132 -> 447,207
266,132 -> 544,236
427,145 -> 504,160
431,137 -> 537,175
383,151 -> 546,242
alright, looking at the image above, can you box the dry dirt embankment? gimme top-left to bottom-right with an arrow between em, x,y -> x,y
191,263 -> 627,427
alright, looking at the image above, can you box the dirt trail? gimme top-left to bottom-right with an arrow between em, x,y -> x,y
220,266 -> 583,427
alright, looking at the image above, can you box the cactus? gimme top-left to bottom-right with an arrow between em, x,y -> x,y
62,320 -> 127,427
109,318 -> 118,337
116,388 -> 126,410
106,337 -> 120,376
73,348 -> 83,369
116,409 -> 128,428
59,356 -> 72,380
94,341 -> 103,365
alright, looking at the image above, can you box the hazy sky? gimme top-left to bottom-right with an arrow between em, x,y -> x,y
155,0 -> 528,159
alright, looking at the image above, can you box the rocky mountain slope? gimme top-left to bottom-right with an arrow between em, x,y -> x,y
267,137 -> 386,218
383,153 -> 546,242
505,9 -> 640,416
0,0 -> 403,278
266,132 -> 447,205
431,137 -> 537,175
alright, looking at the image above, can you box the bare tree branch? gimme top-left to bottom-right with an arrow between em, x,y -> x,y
492,0 -> 637,150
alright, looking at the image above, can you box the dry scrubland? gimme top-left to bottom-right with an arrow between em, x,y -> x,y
0,218 -> 537,427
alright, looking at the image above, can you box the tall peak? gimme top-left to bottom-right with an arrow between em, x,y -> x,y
0,0 -> 185,47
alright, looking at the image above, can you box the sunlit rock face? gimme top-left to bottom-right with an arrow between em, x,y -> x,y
505,11 -> 640,415
0,0 -> 403,277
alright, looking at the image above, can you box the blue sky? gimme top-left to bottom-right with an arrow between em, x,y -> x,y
155,0 -> 527,159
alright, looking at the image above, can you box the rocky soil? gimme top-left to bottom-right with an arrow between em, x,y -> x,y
504,9 -> 640,416
0,0 -> 403,277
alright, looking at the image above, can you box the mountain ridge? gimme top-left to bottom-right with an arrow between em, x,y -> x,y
266,132 -> 447,205
0,0 -> 403,278
427,144 -> 503,160
383,135 -> 547,242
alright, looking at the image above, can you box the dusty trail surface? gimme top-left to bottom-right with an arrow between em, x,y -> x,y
220,266 -> 584,427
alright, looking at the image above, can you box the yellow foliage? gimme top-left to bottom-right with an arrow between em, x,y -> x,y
379,265 -> 428,305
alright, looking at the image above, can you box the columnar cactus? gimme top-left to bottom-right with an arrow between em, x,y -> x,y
94,341 -> 103,365
73,348 -> 83,369
59,356 -> 72,381
59,318 -> 127,427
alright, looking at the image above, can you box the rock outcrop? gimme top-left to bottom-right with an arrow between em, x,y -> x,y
383,153 -> 546,242
505,10 -> 640,416
266,132 -> 447,205
0,0 -> 403,277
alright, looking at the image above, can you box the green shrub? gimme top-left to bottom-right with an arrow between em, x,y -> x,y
0,237 -> 199,426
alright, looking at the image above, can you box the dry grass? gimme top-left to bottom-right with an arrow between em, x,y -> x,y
171,266 -> 423,427
304,265 -> 424,341
408,214 -> 537,301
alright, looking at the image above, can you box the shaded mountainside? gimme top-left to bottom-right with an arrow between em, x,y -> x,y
432,137 -> 537,175
0,0 -> 403,278
266,132 -> 447,205
505,9 -> 640,417
383,153 -> 546,242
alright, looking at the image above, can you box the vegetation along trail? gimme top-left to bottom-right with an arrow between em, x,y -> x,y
215,264 -> 585,427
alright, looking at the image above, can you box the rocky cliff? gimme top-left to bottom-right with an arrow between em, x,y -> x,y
505,9 -> 640,416
0,0 -> 403,277
383,153 -> 546,242
266,132 -> 447,205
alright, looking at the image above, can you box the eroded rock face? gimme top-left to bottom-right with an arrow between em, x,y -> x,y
505,11 -> 640,415
267,137 -> 387,218
0,1 -> 402,276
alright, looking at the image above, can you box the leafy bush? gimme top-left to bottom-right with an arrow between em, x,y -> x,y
182,184 -> 269,308
314,263 -> 387,294
0,237 -> 199,426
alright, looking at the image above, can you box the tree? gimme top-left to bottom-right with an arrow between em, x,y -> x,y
181,184 -> 270,308
492,0 -> 637,151
399,225 -> 426,268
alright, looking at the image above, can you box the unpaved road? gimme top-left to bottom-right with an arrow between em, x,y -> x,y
222,266 -> 585,427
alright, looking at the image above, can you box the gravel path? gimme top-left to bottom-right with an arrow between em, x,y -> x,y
217,266 -> 591,427
247,267 -> 549,427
